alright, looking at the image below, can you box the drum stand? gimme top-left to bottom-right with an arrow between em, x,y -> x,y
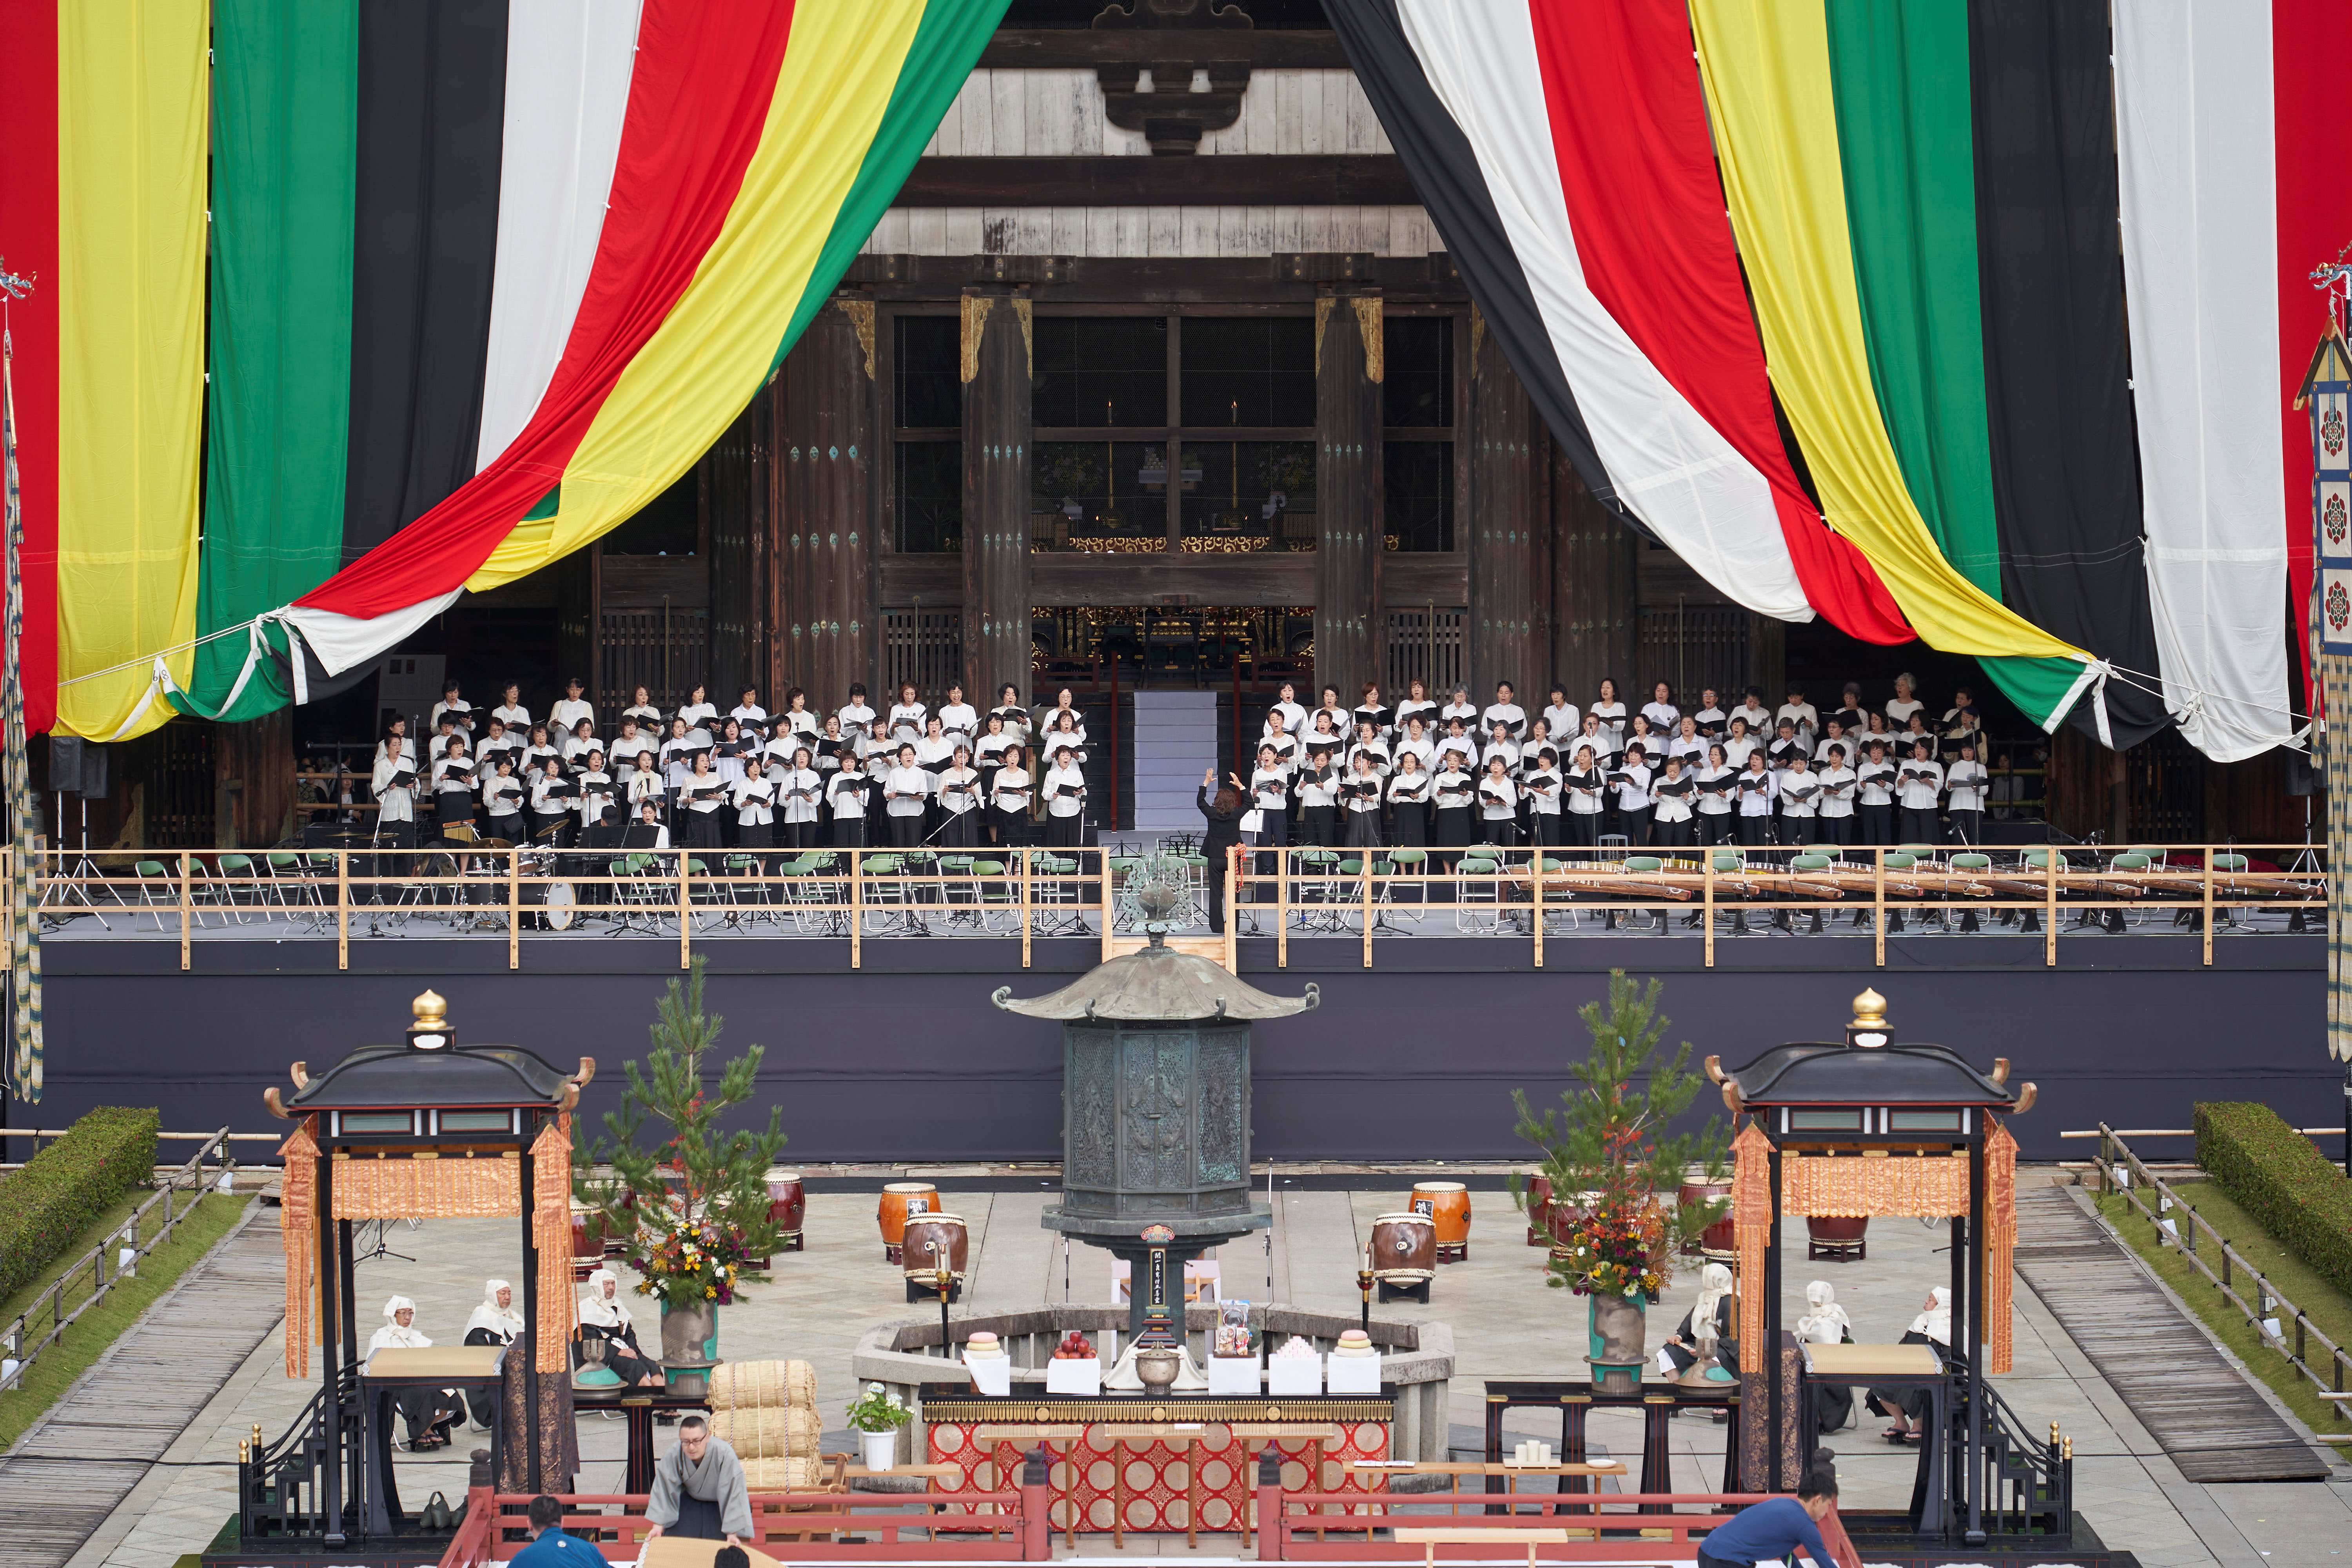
39,792 -> 113,931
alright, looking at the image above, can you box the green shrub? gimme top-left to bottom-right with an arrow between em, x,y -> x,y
0,1107 -> 160,1301
2194,1101 -> 2352,1301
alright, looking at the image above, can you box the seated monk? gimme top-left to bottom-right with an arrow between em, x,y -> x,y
1659,1262 -> 1739,1384
575,1268 -> 664,1387
1866,1286 -> 1950,1443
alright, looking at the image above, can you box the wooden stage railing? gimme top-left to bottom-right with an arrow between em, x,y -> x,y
4,840 -> 2321,974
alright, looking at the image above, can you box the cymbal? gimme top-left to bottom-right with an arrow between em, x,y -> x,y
475,837 -> 514,849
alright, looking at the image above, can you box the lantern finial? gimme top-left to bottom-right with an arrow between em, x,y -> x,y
1846,988 -> 1889,1049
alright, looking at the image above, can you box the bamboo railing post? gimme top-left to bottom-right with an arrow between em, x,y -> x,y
508,848 -> 520,970
1019,849 -> 1031,969
1277,849 -> 1289,969
2202,846 -> 2215,966
1703,849 -> 1715,968
178,853 -> 192,971
2045,846 -> 2058,967
1532,849 -> 1544,968
851,851 -> 864,969
1224,847 -> 1238,972
1873,848 -> 1886,967
677,852 -> 691,969
1360,853 -> 1374,968
1101,849 -> 1114,964
337,851 -> 349,970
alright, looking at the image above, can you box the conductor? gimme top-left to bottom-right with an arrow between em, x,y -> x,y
1198,768 -> 1243,936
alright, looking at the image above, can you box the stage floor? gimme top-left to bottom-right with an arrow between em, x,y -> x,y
80,1176 -> 2348,1568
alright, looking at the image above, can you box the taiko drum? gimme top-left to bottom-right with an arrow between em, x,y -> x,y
877,1181 -> 938,1263
1409,1180 -> 1471,1262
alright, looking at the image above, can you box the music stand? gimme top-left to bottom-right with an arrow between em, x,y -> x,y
40,789 -> 112,930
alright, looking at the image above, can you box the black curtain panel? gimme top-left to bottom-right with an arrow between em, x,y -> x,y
1968,0 -> 2170,747
343,0 -> 510,563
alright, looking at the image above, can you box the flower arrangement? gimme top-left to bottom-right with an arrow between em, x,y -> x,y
847,1382 -> 912,1434
631,1218 -> 756,1310
1511,971 -> 1728,1301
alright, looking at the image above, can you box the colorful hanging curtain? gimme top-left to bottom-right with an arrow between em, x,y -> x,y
23,0 -> 1003,736
4,323 -> 41,1104
1329,0 -> 1911,644
1687,0 -> 2105,737
2111,0 -> 2345,759
5,0 -> 211,743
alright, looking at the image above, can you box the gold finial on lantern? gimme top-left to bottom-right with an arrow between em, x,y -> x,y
1846,988 -> 1890,1049
408,990 -> 452,1050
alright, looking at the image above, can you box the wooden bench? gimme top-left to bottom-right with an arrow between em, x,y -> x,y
1392,1525 -> 1589,1566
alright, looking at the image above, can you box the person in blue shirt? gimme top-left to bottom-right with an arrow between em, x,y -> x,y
1695,1466 -> 1840,1568
509,1494 -> 597,1568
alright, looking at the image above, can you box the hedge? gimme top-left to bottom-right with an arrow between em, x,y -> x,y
2194,1101 -> 2352,1303
0,1107 -> 160,1303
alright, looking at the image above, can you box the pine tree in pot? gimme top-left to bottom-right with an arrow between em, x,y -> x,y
576,957 -> 786,1396
1510,970 -> 1728,1394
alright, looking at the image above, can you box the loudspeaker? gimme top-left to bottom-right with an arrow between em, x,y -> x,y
45,737 -> 109,797
2287,750 -> 2324,797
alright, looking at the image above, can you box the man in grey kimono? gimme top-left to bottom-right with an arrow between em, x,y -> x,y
642,1416 -> 752,1546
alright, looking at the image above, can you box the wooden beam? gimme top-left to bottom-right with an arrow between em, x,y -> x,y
896,156 -> 1417,208
844,253 -> 1466,303
878,551 -> 1465,609
977,29 -> 1351,69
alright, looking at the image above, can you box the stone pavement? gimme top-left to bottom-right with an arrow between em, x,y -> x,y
68,1172 -> 2352,1568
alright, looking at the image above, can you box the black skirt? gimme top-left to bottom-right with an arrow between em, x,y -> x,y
1344,809 -> 1382,848
991,806 -> 1027,847
1564,812 -> 1599,847
940,809 -> 978,847
737,821 -> 773,849
684,809 -> 723,849
1434,805 -> 1473,847
1388,801 -> 1425,845
832,815 -> 866,848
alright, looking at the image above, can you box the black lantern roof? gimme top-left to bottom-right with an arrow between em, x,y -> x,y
1707,989 -> 2034,1118
992,933 -> 1319,1022
1722,1042 -> 2016,1108
266,990 -> 590,1117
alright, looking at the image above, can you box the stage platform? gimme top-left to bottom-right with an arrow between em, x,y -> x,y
31,931 -> 2324,1163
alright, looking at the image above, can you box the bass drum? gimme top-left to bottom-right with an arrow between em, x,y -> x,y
523,878 -> 577,931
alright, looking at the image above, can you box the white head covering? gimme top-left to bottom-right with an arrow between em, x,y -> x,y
368,1294 -> 429,1352
1691,1263 -> 1735,1350
579,1267 -> 632,1329
1909,1285 -> 1953,1345
465,1278 -> 523,1341
1797,1280 -> 1852,1345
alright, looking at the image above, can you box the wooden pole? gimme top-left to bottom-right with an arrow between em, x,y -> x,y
1100,848 -> 1114,964
677,851 -> 691,969
2045,846 -> 2058,967
1277,848 -> 1289,969
851,850 -> 864,969
1704,847 -> 1715,968
2203,845 -> 2216,966
1019,848 -> 1032,969
1360,851 -> 1373,969
1873,848 -> 1886,968
1224,846 -> 1238,972
1532,848 -> 1544,969
336,851 -> 349,971
178,853 -> 192,971
508,847 -> 520,970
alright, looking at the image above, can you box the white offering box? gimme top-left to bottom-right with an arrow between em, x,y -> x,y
1044,1357 -> 1101,1396
1267,1354 -> 1323,1396
1324,1353 -> 1382,1395
966,1356 -> 1011,1397
1207,1357 -> 1261,1396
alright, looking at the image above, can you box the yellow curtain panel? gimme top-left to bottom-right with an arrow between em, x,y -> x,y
54,0 -> 207,741
469,0 -> 926,590
1686,0 -> 2089,676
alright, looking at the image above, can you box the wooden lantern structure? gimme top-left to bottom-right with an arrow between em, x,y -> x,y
257,989 -> 592,1546
1711,987 -> 2032,1546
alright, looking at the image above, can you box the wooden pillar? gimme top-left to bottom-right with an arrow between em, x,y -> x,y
705,384 -> 771,707
962,287 -> 1034,706
775,296 -> 877,702
1546,435 -> 1637,702
1467,312 -> 1544,700
1316,292 -> 1382,702
211,709 -> 295,849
